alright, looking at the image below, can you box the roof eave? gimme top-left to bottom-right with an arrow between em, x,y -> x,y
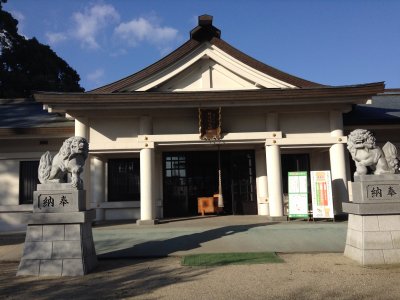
34,82 -> 384,112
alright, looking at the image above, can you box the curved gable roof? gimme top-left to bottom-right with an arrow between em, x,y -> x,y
90,15 -> 323,93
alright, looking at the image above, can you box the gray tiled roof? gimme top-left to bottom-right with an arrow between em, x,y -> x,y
2,91 -> 400,129
0,98 -> 72,128
344,92 -> 400,125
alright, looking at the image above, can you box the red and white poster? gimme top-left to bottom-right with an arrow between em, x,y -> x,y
310,171 -> 334,219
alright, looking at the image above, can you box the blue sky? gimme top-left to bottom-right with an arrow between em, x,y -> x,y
4,0 -> 400,91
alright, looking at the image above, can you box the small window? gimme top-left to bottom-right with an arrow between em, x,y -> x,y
108,158 -> 140,202
19,161 -> 40,204
165,155 -> 186,178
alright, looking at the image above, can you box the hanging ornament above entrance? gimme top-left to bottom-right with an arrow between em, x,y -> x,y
198,107 -> 224,209
198,107 -> 222,140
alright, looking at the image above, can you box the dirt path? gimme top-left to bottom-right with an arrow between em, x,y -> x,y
1,253 -> 400,299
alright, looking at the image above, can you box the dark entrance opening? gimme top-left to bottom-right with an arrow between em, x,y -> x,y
163,150 -> 256,217
281,154 -> 311,209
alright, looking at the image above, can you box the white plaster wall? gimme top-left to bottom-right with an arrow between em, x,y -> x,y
152,107 -> 266,135
86,110 -> 333,149
279,112 -> 330,137
153,115 -> 198,135
158,60 -> 203,91
89,117 -> 140,150
0,160 -> 19,205
0,139 -> 66,154
211,64 -> 256,89
223,110 -> 265,133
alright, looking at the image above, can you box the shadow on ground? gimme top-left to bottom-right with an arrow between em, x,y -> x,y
98,223 -> 273,258
92,215 -> 220,228
0,258 -> 208,300
0,233 -> 25,246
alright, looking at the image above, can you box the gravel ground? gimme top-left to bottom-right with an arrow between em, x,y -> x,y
1,253 -> 400,300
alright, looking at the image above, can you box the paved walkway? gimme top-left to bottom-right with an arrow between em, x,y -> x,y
4,216 -> 400,300
94,216 -> 347,258
0,215 -> 347,262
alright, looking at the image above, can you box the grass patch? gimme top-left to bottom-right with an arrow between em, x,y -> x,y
181,252 -> 284,266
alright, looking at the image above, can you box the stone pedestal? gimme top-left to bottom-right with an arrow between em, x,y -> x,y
17,184 -> 98,276
343,175 -> 400,265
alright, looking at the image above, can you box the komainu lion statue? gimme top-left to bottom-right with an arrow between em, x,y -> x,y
38,136 -> 89,189
347,129 -> 399,176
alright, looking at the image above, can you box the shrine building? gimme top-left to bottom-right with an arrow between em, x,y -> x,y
0,15 -> 389,227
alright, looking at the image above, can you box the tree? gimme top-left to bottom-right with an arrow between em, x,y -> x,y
0,1 -> 84,98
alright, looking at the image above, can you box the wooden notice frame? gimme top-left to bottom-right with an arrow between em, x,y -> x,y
199,107 -> 222,140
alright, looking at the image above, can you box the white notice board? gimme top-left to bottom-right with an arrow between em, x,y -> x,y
310,171 -> 334,219
288,171 -> 308,218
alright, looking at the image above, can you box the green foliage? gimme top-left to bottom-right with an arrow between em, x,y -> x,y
181,252 -> 284,266
0,4 -> 84,98
0,0 -> 7,9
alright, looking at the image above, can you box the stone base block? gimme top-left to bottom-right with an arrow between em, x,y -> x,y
27,210 -> 96,224
344,245 -> 385,265
136,219 -> 159,225
34,190 -> 86,213
344,213 -> 400,265
343,202 -> 400,215
266,216 -> 288,222
17,221 -> 97,276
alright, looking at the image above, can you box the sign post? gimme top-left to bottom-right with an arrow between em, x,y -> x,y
310,171 -> 334,219
288,171 -> 309,218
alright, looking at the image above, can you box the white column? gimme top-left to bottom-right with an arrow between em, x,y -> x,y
329,111 -> 348,214
266,144 -> 284,217
139,147 -> 156,223
330,111 -> 343,138
329,144 -> 348,213
138,116 -> 157,224
74,116 -> 90,206
74,116 -> 88,139
90,157 -> 105,222
255,149 -> 269,215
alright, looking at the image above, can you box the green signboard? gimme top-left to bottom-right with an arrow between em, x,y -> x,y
288,171 -> 308,218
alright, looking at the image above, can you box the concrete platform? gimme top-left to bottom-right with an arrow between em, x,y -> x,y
0,215 -> 347,261
94,215 -> 347,258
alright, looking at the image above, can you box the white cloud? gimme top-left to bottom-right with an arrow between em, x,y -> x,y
87,68 -> 105,84
45,4 -> 120,49
44,6 -> 179,55
71,4 -> 120,49
114,17 -> 179,48
45,32 -> 68,45
110,48 -> 128,57
11,10 -> 26,37
11,10 -> 25,22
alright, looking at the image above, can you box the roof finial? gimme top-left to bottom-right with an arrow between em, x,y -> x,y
190,14 -> 221,41
198,14 -> 213,26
